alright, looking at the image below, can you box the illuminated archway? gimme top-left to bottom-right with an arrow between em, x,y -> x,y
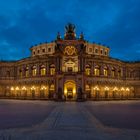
64,80 -> 76,99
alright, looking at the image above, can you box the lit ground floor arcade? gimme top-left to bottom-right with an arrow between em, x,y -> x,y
0,82 -> 135,100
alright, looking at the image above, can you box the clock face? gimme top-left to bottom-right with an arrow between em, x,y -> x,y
64,46 -> 76,55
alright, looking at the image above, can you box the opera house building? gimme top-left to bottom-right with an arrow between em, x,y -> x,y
0,24 -> 140,101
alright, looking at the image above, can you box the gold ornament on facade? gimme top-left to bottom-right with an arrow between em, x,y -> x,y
64,46 -> 76,55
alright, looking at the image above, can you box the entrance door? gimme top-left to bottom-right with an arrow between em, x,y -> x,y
64,80 -> 76,100
67,87 -> 73,99
31,90 -> 35,98
40,90 -> 45,98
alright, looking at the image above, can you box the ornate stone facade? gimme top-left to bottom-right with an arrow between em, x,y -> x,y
0,24 -> 140,101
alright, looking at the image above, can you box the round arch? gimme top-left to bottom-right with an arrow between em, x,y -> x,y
64,80 -> 76,99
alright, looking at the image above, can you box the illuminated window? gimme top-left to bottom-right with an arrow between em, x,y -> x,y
25,67 -> 29,77
94,66 -> 100,76
50,84 -> 55,90
85,65 -> 90,75
85,84 -> 90,91
50,68 -> 55,75
104,67 -> 108,76
11,87 -> 14,91
50,64 -> 55,75
118,69 -> 122,77
40,66 -> 46,76
85,68 -> 90,75
112,68 -> 115,77
32,66 -> 37,76
94,86 -> 100,98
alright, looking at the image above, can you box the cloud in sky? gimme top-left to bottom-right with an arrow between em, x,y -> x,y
0,0 -> 140,61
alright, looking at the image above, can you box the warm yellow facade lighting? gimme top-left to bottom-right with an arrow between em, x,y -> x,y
126,88 -> 130,91
32,67 -> 37,76
121,87 -> 125,91
85,68 -> 90,75
85,84 -> 90,90
50,68 -> 55,75
25,70 -> 29,77
113,87 -> 118,91
22,86 -> 27,90
50,84 -> 55,90
104,69 -> 108,76
64,89 -> 67,94
41,68 -> 46,76
94,68 -> 100,76
104,86 -> 109,91
31,86 -> 36,90
11,87 -> 14,91
93,86 -> 99,90
73,88 -> 76,94
41,86 -> 47,90
15,87 -> 19,90
64,81 -> 76,97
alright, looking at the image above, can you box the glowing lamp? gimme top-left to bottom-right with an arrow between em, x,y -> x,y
22,86 -> 27,90
15,87 -> 19,90
105,87 -> 109,91
121,87 -> 125,91
126,88 -> 130,91
11,87 -> 14,91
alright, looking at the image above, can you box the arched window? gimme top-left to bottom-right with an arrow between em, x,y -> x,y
19,69 -> 22,78
50,84 -> 55,90
94,66 -> 100,76
93,86 -> 100,98
118,69 -> 122,77
95,49 -> 98,54
85,84 -> 90,91
104,87 -> 109,98
50,64 -> 55,75
40,65 -> 46,76
25,67 -> 29,77
100,50 -> 103,54
32,66 -> 37,76
104,51 -> 107,55
104,66 -> 108,76
85,65 -> 90,75
111,67 -> 115,77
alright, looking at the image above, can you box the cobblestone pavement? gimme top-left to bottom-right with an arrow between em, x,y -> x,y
0,100 -> 140,140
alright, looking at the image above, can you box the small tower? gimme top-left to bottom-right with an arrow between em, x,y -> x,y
64,23 -> 76,40
57,32 -> 61,40
79,32 -> 84,40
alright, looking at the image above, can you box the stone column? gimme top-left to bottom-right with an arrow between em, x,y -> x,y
29,65 -> 32,77
36,63 -> 40,77
100,65 -> 104,76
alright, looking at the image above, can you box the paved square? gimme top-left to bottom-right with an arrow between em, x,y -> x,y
0,100 -> 140,140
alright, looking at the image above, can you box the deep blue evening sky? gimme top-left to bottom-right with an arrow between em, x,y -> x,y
0,0 -> 140,61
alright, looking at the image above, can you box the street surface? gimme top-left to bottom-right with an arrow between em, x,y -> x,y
0,100 -> 140,140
